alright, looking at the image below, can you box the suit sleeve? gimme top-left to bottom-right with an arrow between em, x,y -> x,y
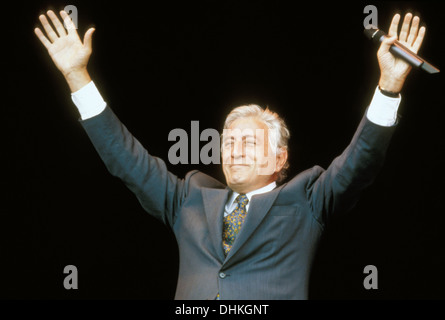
305,112 -> 397,226
79,105 -> 188,228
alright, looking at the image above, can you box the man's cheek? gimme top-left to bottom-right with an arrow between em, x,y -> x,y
257,155 -> 276,176
221,154 -> 231,165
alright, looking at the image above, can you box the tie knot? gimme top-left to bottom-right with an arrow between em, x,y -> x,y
235,194 -> 248,206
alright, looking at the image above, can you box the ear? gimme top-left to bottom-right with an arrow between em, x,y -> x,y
275,147 -> 288,173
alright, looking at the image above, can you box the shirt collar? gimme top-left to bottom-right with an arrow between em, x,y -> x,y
227,181 -> 277,208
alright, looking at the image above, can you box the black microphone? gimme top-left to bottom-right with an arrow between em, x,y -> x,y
364,26 -> 440,74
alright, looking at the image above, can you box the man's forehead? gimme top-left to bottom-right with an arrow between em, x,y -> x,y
222,128 -> 267,139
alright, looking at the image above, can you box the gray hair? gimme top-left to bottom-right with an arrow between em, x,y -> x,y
222,104 -> 290,184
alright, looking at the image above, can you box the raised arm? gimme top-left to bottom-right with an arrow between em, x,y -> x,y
307,13 -> 426,224
34,10 -> 189,227
34,10 -> 94,92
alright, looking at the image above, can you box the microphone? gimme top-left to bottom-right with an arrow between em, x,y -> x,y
364,26 -> 440,74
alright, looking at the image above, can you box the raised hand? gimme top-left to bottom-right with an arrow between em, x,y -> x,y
377,13 -> 426,93
35,10 -> 95,92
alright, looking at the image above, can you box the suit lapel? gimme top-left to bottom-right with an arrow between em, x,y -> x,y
224,189 -> 280,263
201,187 -> 230,262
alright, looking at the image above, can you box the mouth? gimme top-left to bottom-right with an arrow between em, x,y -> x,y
228,164 -> 250,168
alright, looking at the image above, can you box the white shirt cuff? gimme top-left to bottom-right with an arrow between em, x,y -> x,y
366,86 -> 401,127
71,81 -> 107,120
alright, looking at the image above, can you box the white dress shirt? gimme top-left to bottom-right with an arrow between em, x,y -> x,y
224,182 -> 277,216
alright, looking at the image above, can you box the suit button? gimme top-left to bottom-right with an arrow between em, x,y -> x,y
219,272 -> 226,279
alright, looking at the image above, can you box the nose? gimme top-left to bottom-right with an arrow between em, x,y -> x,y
231,140 -> 245,162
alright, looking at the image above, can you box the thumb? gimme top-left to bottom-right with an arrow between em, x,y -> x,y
378,35 -> 397,56
83,27 -> 95,51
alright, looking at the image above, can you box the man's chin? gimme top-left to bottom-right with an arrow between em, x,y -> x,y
226,175 -> 250,191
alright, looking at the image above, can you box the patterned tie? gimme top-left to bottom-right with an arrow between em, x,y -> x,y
216,194 -> 249,300
222,194 -> 249,255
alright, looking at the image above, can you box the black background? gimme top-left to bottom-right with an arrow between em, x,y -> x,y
3,0 -> 445,299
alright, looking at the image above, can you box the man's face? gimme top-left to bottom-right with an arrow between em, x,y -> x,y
222,117 -> 283,194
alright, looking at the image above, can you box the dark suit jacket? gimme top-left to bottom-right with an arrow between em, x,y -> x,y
80,106 -> 396,299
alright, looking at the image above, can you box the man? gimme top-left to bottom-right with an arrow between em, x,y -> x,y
35,10 -> 426,299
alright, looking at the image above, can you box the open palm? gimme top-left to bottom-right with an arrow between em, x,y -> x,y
34,10 -> 95,77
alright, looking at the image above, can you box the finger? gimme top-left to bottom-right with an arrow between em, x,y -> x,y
412,26 -> 426,53
407,16 -> 420,46
60,10 -> 77,35
83,28 -> 96,52
388,14 -> 400,37
47,10 -> 66,37
34,27 -> 51,50
38,14 -> 58,42
399,13 -> 413,42
378,35 -> 397,56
